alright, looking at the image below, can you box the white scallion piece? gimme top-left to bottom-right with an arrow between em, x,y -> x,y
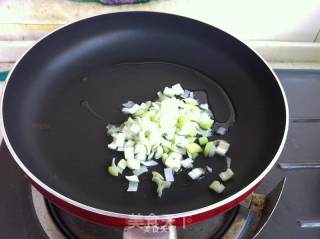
108,158 -> 119,176
140,160 -> 159,167
206,166 -> 213,173
164,168 -> 175,182
122,101 -> 136,109
124,140 -> 135,148
164,152 -> 182,172
219,168 -> 234,181
126,158 -> 140,170
188,168 -> 205,180
181,158 -> 194,169
117,159 -> 127,174
117,147 -> 124,152
157,91 -> 168,101
154,146 -> 164,159
125,175 -> 139,182
134,143 -> 147,161
172,83 -> 184,95
106,124 -> 120,135
133,166 -> 148,176
207,108 -> 213,117
163,83 -> 184,97
214,140 -> 230,156
200,104 -> 209,110
226,157 -> 232,169
152,171 -> 171,198
147,150 -> 155,160
163,87 -> 176,97
216,127 -> 227,136
122,104 -> 140,114
209,180 -> 225,193
124,147 -> 135,161
180,90 -> 191,99
130,124 -> 141,134
197,128 -> 213,137
127,181 -> 139,192
173,146 -> 187,155
107,142 -> 117,150
184,97 -> 199,106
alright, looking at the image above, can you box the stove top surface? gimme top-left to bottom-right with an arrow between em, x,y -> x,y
1,69 -> 320,239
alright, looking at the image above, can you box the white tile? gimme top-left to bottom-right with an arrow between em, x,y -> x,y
246,41 -> 320,62
0,41 -> 34,62
0,63 -> 14,72
1,0 -> 320,42
170,0 -> 320,42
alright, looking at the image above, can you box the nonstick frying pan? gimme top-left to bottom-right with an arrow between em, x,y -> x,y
0,12 -> 288,227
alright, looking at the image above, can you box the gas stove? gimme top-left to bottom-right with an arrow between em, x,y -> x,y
1,69 -> 320,239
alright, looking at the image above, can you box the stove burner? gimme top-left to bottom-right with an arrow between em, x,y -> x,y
48,200 -> 238,239
31,178 -> 285,239
32,186 -> 239,239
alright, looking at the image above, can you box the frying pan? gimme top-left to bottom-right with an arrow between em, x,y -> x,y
0,12 -> 288,227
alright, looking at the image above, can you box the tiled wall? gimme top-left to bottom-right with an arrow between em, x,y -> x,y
157,0 -> 320,42
0,0 -> 320,42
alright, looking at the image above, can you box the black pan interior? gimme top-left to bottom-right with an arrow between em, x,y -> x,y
3,12 -> 286,215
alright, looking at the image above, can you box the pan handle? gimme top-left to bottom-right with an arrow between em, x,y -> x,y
123,225 -> 177,239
